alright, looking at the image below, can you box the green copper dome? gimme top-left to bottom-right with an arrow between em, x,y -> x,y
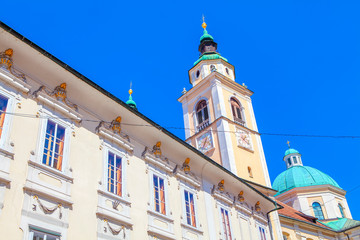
272,166 -> 341,195
193,53 -> 228,66
126,95 -> 137,109
284,148 -> 299,156
200,29 -> 214,42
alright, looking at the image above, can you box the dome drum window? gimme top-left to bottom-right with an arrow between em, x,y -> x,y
312,202 -> 325,220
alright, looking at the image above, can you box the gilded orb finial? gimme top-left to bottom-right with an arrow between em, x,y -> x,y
202,15 -> 207,29
287,141 -> 290,148
129,89 -> 133,95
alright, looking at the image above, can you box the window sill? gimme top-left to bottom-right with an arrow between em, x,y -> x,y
28,160 -> 73,183
180,223 -> 204,234
147,209 -> 174,223
97,189 -> 131,206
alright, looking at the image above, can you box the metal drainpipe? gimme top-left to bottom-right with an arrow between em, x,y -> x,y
266,202 -> 283,240
343,231 -> 350,240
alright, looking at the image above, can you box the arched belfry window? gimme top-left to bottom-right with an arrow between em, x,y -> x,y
230,98 -> 244,126
196,100 -> 209,131
338,203 -> 345,218
312,202 -> 324,220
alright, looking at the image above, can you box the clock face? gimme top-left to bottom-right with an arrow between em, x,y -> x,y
235,128 -> 252,150
197,131 -> 213,153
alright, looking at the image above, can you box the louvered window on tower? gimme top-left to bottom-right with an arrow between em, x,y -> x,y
196,100 -> 209,131
230,98 -> 245,126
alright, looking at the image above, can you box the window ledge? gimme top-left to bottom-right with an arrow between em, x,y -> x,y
96,211 -> 133,228
147,209 -> 174,223
28,160 -> 73,183
180,223 -> 204,234
0,145 -> 14,159
0,68 -> 31,93
0,170 -> 11,184
23,184 -> 73,206
212,189 -> 234,206
97,189 -> 131,206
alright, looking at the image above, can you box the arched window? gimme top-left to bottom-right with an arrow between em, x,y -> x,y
248,167 -> 253,178
230,98 -> 244,126
338,204 -> 345,218
312,202 -> 324,220
196,100 -> 209,131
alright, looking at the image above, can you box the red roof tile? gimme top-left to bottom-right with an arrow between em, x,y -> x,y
276,200 -> 332,229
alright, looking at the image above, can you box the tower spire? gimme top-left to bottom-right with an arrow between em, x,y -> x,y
126,82 -> 137,110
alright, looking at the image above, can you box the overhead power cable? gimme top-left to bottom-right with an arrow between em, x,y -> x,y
1,111 -> 360,139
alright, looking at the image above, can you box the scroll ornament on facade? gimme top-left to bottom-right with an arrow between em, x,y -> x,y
218,179 -> 225,192
0,48 -> 26,81
238,191 -> 245,202
32,83 -> 78,111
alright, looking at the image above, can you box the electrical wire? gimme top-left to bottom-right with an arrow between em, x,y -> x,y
2,110 -> 359,139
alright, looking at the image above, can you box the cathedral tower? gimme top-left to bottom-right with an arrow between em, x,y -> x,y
178,21 -> 271,187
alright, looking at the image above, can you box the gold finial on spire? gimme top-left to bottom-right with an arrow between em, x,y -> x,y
287,141 -> 290,148
202,14 -> 207,29
129,81 -> 133,95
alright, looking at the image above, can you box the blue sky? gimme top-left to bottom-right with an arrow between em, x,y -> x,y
2,1 -> 360,219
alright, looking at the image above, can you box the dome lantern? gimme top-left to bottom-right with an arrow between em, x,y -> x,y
283,142 -> 303,169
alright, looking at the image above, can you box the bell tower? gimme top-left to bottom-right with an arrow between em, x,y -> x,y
178,20 -> 271,187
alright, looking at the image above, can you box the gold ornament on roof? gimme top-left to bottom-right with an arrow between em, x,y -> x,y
287,140 -> 290,148
255,201 -> 261,212
183,158 -> 191,173
238,191 -> 245,202
152,141 -> 162,157
110,116 -> 122,134
218,179 -> 225,192
202,15 -> 207,29
0,48 -> 26,81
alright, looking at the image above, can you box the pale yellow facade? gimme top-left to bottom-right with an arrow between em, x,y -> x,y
0,22 -> 282,240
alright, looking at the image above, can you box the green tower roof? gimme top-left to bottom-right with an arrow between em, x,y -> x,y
284,148 -> 299,156
200,29 -> 214,42
193,53 -> 228,66
272,165 -> 341,196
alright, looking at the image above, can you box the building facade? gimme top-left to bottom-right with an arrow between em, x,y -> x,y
0,21 -> 281,240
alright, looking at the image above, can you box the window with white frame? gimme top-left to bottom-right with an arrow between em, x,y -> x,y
0,94 -> 9,139
220,207 -> 232,240
153,174 -> 166,215
107,150 -> 122,196
184,189 -> 196,227
29,227 -> 60,240
258,226 -> 267,240
42,119 -> 66,171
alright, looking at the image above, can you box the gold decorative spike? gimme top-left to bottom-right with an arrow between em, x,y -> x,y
202,15 -> 207,29
111,116 -> 122,134
183,158 -> 191,173
287,141 -> 290,148
152,141 -> 162,157
238,191 -> 245,202
255,201 -> 261,212
218,179 -> 225,192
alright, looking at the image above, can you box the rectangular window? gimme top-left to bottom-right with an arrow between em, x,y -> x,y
107,151 -> 122,196
42,120 -> 65,171
184,190 -> 196,227
29,228 -> 60,240
153,174 -> 166,214
221,208 -> 232,240
0,94 -> 8,139
259,226 -> 267,240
